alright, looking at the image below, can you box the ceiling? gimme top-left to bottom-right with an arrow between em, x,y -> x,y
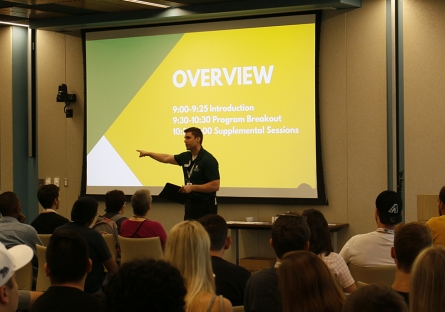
0,0 -> 361,31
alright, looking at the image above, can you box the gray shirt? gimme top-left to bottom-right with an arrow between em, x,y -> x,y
0,216 -> 43,256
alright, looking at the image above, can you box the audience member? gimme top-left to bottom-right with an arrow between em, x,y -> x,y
279,250 -> 345,312
91,213 -> 120,263
55,197 -> 118,295
120,189 -> 167,249
343,284 -> 408,312
426,185 -> 445,246
103,190 -> 127,232
198,214 -> 251,306
104,259 -> 187,312
31,184 -> 69,234
410,246 -> 445,312
0,242 -> 33,312
165,221 -> 232,312
29,230 -> 101,312
391,222 -> 432,305
340,190 -> 402,267
244,214 -> 310,312
0,192 -> 42,271
302,209 -> 356,293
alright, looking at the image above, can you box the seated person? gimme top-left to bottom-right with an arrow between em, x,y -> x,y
102,190 -> 127,233
0,242 -> 33,312
104,259 -> 187,312
198,214 -> 251,306
0,192 -> 42,275
391,222 -> 432,305
31,184 -> 69,234
426,186 -> 445,246
302,209 -> 356,293
29,230 -> 101,312
410,246 -> 445,312
120,189 -> 167,249
55,197 -> 118,295
279,251 -> 345,312
244,214 -> 310,312
165,221 -> 232,312
340,190 -> 403,267
344,284 -> 407,312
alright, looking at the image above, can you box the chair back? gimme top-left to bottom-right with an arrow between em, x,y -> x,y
119,235 -> 163,264
102,234 -> 117,262
348,263 -> 396,287
38,234 -> 52,247
15,261 -> 33,290
233,306 -> 245,312
36,245 -> 51,291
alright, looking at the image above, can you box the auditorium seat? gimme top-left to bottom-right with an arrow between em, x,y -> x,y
118,235 -> 163,264
36,244 -> 51,291
38,234 -> 52,247
348,263 -> 396,287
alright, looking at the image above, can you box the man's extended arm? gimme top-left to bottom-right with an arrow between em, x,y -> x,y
179,180 -> 220,194
137,150 -> 178,165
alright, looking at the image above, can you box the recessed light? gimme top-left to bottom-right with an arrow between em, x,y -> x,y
122,0 -> 169,8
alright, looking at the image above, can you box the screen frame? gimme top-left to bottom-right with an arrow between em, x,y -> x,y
81,10 -> 327,205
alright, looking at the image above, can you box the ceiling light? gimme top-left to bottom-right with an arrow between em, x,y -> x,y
122,0 -> 169,8
0,21 -> 29,27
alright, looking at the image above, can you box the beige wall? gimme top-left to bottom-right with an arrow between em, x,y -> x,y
404,0 -> 445,222
35,0 -> 389,260
0,27 -> 13,191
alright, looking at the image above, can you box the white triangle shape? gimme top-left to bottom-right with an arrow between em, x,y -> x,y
87,135 -> 143,187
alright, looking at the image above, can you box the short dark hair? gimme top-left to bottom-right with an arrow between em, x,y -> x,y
343,284 -> 408,312
302,209 -> 333,256
105,190 -> 125,213
271,214 -> 310,259
37,184 -> 59,209
47,229 -> 89,284
198,214 -> 228,251
394,222 -> 432,273
440,186 -> 445,204
184,127 -> 203,145
131,189 -> 152,216
105,259 -> 186,312
71,197 -> 98,225
0,192 -> 19,216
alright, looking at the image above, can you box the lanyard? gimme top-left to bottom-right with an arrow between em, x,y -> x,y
186,160 -> 196,184
376,228 -> 394,234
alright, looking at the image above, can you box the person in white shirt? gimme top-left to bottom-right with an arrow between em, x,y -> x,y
340,190 -> 403,267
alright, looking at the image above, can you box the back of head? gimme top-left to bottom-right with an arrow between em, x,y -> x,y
46,229 -> 89,284
344,284 -> 408,312
376,190 -> 403,225
0,192 -> 19,217
279,250 -> 344,312
410,246 -> 445,312
271,214 -> 310,259
302,209 -> 333,256
198,214 -> 228,251
394,222 -> 432,273
131,189 -> 152,216
440,186 -> 445,204
71,197 -> 98,225
105,190 -> 125,213
105,259 -> 186,312
165,221 -> 215,306
37,184 -> 59,209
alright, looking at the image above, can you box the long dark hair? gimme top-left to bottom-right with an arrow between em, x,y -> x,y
302,209 -> 333,256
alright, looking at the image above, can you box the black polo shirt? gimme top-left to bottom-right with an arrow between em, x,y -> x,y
174,147 -> 219,200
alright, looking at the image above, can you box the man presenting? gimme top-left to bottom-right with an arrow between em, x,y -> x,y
137,127 -> 220,220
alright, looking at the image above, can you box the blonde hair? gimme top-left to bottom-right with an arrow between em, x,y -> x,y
410,246 -> 445,312
165,221 -> 215,311
279,251 -> 345,312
